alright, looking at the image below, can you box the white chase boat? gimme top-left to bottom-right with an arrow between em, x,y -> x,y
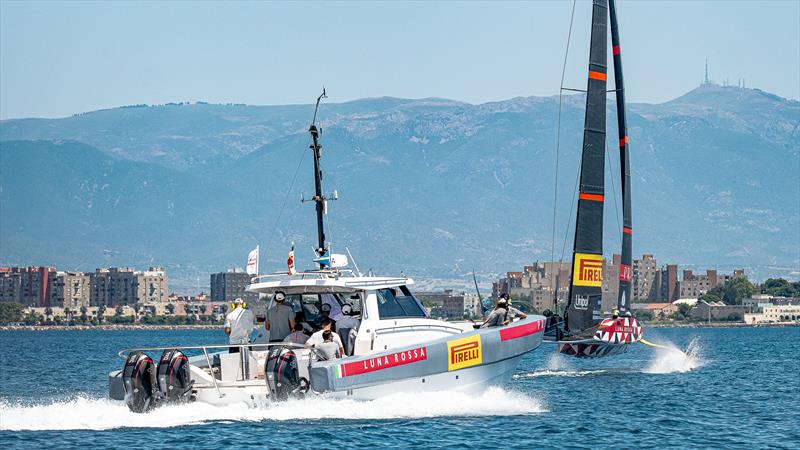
108,92 -> 545,412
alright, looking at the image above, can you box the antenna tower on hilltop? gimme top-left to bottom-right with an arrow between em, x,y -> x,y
704,58 -> 709,85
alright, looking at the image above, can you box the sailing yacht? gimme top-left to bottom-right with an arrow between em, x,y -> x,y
542,0 -> 643,358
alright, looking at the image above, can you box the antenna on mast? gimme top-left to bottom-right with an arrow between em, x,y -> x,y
704,58 -> 709,85
312,87 -> 327,128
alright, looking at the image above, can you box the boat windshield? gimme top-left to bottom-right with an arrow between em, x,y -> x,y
267,292 -> 361,328
376,286 -> 428,319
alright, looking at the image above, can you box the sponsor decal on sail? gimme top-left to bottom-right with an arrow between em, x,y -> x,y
619,263 -> 632,282
573,253 -> 603,287
447,334 -> 482,371
336,346 -> 427,378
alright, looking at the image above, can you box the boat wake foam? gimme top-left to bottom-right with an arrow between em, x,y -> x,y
643,337 -> 703,374
0,387 -> 545,431
515,352 -> 613,378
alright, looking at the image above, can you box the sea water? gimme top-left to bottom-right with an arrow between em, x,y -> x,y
0,327 -> 798,448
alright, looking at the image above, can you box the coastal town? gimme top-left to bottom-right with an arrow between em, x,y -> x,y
1,254 -> 798,327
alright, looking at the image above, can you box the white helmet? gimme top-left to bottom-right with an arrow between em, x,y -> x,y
342,304 -> 352,315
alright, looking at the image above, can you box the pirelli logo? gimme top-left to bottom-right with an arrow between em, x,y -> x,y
447,334 -> 482,371
573,253 -> 603,287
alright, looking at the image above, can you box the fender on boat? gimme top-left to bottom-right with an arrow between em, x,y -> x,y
310,317 -> 545,392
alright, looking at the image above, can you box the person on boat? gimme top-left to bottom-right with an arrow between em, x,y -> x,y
506,295 -> 528,321
224,298 -> 256,353
306,318 -> 344,355
283,322 -> 310,345
319,303 -> 336,331
480,297 -> 509,328
337,304 -> 359,331
265,291 -> 295,342
315,330 -> 342,361
295,311 -> 314,334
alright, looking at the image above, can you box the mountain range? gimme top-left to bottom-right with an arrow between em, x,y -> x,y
1,83 -> 798,291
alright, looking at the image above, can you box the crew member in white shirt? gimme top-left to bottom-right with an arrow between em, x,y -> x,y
305,318 -> 344,355
224,298 -> 255,353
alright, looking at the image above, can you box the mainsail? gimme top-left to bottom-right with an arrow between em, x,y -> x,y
609,0 -> 632,314
564,0 -> 608,335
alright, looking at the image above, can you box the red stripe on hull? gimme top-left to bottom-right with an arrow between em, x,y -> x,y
499,319 -> 544,341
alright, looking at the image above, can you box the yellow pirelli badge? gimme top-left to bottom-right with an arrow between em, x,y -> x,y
573,253 -> 603,287
447,334 -> 482,371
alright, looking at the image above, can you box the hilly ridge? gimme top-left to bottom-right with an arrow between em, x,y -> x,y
1,83 -> 798,290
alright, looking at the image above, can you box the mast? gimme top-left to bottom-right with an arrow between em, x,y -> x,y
309,89 -> 328,268
565,0 -> 608,335
609,0 -> 632,314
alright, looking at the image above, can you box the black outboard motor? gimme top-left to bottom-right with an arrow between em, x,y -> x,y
122,351 -> 157,413
157,349 -> 194,404
265,346 -> 305,401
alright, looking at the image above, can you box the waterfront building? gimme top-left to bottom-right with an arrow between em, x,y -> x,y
90,267 -> 168,306
136,267 -> 168,304
48,271 -> 90,309
632,254 -> 658,302
692,301 -> 749,321
0,266 -> 56,306
630,302 -> 678,320
679,268 -> 746,298
657,264 -> 680,302
90,268 -> 137,306
210,269 -> 258,303
743,304 -> 800,324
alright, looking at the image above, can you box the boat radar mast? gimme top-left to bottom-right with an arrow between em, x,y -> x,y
305,88 -> 338,269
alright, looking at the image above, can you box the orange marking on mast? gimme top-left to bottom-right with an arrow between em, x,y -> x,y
588,71 -> 607,81
579,192 -> 604,202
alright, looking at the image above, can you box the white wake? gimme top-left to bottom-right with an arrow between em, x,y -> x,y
0,387 -> 545,431
643,337 -> 703,374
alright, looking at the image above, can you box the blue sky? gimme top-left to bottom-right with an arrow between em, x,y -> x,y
1,0 -> 798,119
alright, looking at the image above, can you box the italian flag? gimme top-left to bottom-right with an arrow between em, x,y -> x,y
287,243 -> 296,275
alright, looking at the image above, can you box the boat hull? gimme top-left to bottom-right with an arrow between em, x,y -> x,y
544,316 -> 642,359
108,317 -> 545,407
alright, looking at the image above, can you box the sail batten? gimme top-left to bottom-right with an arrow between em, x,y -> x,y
609,0 -> 632,313
565,0 -> 608,336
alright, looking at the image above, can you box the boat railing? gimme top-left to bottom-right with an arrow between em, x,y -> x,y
116,342 -> 306,360
250,269 -> 356,284
374,323 -> 465,336
117,342 -> 310,399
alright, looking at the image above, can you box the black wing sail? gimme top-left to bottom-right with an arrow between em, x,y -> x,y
609,0 -> 632,314
565,0 -> 608,336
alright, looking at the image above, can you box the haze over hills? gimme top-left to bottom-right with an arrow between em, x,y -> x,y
1,83 -> 798,291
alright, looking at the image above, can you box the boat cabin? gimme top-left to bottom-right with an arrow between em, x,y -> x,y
248,273 -> 470,356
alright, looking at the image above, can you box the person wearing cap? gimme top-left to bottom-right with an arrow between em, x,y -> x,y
224,298 -> 256,353
265,291 -> 295,342
319,302 -> 336,331
480,296 -> 510,328
337,304 -> 360,332
506,293 -> 528,321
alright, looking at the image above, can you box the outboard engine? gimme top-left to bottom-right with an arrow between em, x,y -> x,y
122,351 -> 157,413
265,346 -> 305,401
156,349 -> 194,404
